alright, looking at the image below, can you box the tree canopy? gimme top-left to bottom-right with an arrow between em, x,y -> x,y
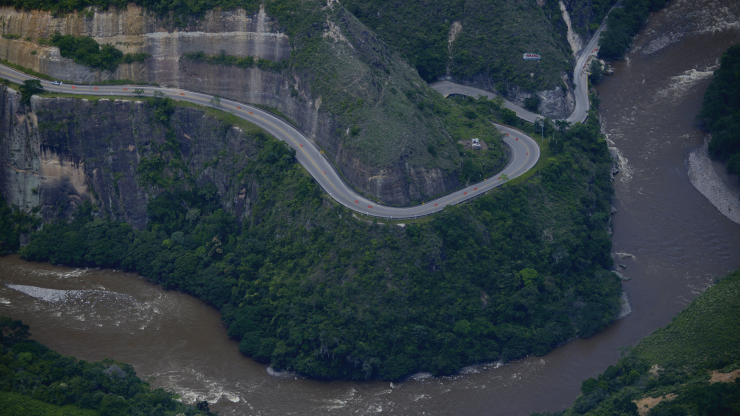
19,79 -> 43,105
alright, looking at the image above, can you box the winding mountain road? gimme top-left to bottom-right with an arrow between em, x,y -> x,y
0,2 -> 615,219
0,64 -> 543,219
431,22 -> 606,125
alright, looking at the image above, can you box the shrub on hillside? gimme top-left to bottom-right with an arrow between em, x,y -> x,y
49,33 -> 149,72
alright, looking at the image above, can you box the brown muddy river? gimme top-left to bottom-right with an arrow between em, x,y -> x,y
1,0 -> 739,414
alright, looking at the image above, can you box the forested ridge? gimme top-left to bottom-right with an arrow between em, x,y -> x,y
533,267 -> 740,416
0,89 -> 622,381
0,317 -> 213,416
698,44 -> 740,179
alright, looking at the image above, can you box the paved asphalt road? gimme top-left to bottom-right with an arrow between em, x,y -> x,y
428,80 -> 542,123
0,64 -> 540,219
566,23 -> 606,124
431,23 -> 606,125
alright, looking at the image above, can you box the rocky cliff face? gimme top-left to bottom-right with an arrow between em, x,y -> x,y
0,5 -> 290,83
0,4 -> 467,206
0,86 -> 262,229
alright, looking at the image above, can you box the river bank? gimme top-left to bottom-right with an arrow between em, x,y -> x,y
688,139 -> 740,225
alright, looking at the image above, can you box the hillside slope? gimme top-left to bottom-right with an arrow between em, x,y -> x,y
534,267 -> 740,416
0,1 -> 507,205
342,0 -> 616,116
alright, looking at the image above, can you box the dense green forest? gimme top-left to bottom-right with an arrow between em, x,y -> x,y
698,44 -> 740,179
4,89 -> 621,380
0,317 -> 212,416
340,0 -> 623,90
341,0 -> 574,90
533,267 -> 740,416
598,0 -> 669,60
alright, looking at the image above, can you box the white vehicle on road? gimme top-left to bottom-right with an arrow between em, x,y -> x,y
51,81 -> 62,85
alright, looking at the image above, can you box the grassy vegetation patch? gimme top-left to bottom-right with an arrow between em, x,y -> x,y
262,1 -> 510,193
634,270 -> 740,370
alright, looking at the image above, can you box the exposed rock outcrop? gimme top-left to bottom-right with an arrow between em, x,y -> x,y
0,5 -> 470,206
0,86 -> 263,229
0,5 -> 290,83
561,0 -> 597,37
560,0 -> 584,56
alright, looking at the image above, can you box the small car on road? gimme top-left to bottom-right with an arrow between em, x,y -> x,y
51,81 -> 62,85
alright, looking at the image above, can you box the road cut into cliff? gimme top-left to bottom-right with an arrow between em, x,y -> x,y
0,63 -> 540,220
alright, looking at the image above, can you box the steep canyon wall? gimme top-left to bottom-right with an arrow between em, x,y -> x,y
0,5 -> 464,206
0,86 -> 263,229
0,5 -> 290,82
